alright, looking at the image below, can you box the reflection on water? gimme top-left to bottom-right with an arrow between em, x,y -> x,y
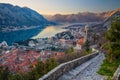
0,24 -> 67,45
32,26 -> 67,38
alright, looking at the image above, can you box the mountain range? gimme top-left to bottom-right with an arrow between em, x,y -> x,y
0,3 -> 119,27
0,3 -> 50,27
44,9 -> 120,23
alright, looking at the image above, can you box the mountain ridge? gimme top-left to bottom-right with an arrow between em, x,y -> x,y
0,3 -> 50,27
44,8 -> 120,23
103,8 -> 120,28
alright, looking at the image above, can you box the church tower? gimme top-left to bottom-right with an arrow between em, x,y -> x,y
84,24 -> 89,42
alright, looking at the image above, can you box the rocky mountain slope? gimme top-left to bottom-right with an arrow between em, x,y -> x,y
103,8 -> 120,28
0,3 -> 50,27
44,9 -> 120,23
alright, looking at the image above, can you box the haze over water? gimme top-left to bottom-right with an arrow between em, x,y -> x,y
32,25 -> 67,39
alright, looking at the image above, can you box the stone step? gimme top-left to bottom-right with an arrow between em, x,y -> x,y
58,54 -> 95,80
58,53 -> 105,80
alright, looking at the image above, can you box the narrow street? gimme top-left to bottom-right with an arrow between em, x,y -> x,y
58,52 -> 105,80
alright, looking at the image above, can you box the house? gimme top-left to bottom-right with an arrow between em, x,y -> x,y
51,52 -> 64,59
40,50 -> 51,62
28,40 -> 35,47
74,37 -> 85,50
0,41 -> 8,48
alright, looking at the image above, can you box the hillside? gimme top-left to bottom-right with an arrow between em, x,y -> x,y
0,3 -> 50,27
103,8 -> 120,28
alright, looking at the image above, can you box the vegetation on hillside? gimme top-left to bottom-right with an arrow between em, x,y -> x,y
98,17 -> 120,78
0,58 -> 58,80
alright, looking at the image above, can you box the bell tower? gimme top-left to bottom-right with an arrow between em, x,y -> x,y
84,24 -> 89,42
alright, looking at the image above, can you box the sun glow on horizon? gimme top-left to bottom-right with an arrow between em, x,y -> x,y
0,0 -> 120,15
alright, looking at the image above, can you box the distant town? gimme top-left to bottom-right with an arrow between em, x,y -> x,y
0,25 -> 42,32
0,23 -> 93,73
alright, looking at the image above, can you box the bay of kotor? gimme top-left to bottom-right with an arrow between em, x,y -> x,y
32,25 -> 67,39
0,24 -> 67,45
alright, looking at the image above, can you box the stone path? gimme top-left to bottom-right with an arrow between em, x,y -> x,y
58,52 -> 105,80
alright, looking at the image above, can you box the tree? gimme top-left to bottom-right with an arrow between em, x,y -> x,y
27,58 -> 58,80
0,66 -> 10,80
106,18 -> 120,62
66,47 -> 74,54
107,21 -> 120,42
84,40 -> 90,52
45,58 -> 58,72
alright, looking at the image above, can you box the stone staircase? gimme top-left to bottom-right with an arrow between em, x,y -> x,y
58,53 -> 105,80
39,52 -> 99,80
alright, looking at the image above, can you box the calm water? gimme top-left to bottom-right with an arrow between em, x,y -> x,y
0,25 -> 67,45
32,25 -> 67,39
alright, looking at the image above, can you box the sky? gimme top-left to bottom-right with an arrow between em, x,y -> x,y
0,0 -> 120,15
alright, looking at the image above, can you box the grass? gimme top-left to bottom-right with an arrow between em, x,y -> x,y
98,58 -> 120,77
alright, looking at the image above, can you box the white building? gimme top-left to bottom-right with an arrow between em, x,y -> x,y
28,40 -> 35,47
0,41 -> 8,48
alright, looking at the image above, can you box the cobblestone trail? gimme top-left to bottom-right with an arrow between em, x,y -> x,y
58,52 -> 105,80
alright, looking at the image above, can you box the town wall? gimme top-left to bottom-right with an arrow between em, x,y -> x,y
39,52 -> 99,80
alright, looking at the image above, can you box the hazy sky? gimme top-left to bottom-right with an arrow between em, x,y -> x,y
0,0 -> 120,15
